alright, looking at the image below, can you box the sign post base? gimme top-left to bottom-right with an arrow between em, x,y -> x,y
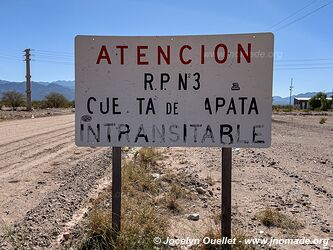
222,147 -> 232,250
112,147 -> 122,241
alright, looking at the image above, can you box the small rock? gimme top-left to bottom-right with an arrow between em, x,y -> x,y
196,187 -> 206,194
188,213 -> 200,221
63,232 -> 70,241
259,230 -> 264,234
232,148 -> 240,155
321,227 -> 330,233
151,173 -> 160,179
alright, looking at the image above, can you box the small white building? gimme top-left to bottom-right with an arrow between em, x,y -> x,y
294,97 -> 332,109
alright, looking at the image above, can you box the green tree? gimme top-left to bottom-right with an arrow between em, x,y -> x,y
43,92 -> 70,108
1,91 -> 25,110
309,92 -> 329,111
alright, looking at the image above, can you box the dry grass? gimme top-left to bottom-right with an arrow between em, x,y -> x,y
77,148 -> 169,250
0,219 -> 25,249
170,183 -> 187,199
256,207 -> 304,230
135,147 -> 163,167
212,211 -> 221,226
159,170 -> 177,183
122,159 -> 157,194
205,173 -> 215,186
179,158 -> 189,164
164,193 -> 182,213
157,183 -> 188,214
232,231 -> 257,250
193,225 -> 255,250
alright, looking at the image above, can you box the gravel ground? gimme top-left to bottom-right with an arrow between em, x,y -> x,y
0,112 -> 332,249
0,150 -> 113,249
0,108 -> 74,121
162,113 -> 333,249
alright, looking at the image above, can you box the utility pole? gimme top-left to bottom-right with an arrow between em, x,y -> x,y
289,78 -> 293,111
24,48 -> 32,111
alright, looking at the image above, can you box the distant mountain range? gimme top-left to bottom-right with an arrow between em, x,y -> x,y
273,92 -> 333,105
0,79 -> 331,104
0,80 -> 74,101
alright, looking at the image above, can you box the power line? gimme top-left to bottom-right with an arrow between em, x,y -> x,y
274,66 -> 333,70
275,57 -> 333,62
31,48 -> 74,64
33,52 -> 73,58
33,49 -> 72,55
33,55 -> 73,62
275,62 -> 333,66
274,0 -> 333,31
268,0 -> 318,29
0,53 -> 23,60
0,56 -> 22,62
32,59 -> 73,65
33,55 -> 73,61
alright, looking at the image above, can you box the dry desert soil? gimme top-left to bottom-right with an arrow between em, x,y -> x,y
0,111 -> 332,249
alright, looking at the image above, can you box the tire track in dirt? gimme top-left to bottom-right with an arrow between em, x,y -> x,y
0,129 -> 73,165
0,114 -> 108,228
0,140 -> 73,172
0,148 -> 112,249
0,121 -> 74,148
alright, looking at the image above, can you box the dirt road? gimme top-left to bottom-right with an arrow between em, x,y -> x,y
0,114 -> 112,248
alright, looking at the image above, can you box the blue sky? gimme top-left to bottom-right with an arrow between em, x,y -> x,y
0,0 -> 332,97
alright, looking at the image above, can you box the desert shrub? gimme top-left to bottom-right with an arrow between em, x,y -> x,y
31,100 -> 44,109
198,226 -> 255,250
309,92 -> 330,111
1,91 -> 25,110
136,147 -> 163,167
77,149 -> 168,250
256,208 -> 303,230
43,92 -> 71,108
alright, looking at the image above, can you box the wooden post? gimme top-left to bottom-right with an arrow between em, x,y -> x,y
24,48 -> 32,111
112,147 -> 122,240
222,147 -> 232,249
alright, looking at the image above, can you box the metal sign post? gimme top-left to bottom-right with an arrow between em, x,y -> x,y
222,147 -> 232,249
112,147 -> 122,240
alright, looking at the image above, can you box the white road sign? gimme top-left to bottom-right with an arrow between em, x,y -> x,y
75,33 -> 274,147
